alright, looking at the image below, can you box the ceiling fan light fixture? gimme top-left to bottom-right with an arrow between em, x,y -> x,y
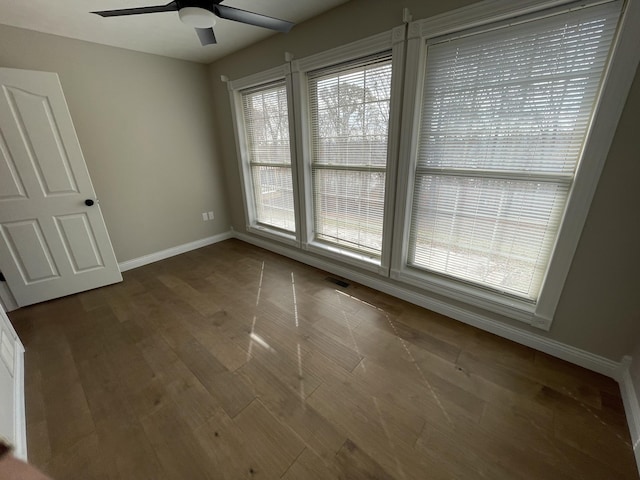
178,7 -> 216,28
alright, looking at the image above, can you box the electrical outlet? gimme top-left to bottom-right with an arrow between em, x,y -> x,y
208,211 -> 214,220
202,212 -> 208,221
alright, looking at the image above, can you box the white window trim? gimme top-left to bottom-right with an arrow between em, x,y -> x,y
391,0 -> 640,330
227,65 -> 301,247
290,26 -> 406,275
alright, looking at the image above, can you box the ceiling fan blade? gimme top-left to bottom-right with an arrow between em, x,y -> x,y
196,27 -> 217,46
213,4 -> 294,33
92,1 -> 178,17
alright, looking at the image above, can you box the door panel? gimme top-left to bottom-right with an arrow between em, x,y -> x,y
0,132 -> 26,199
1,219 -> 59,283
4,86 -> 79,196
54,213 -> 104,273
0,67 -> 122,307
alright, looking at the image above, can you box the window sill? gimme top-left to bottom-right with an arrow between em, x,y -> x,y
305,240 -> 388,275
247,224 -> 299,248
390,266 -> 537,325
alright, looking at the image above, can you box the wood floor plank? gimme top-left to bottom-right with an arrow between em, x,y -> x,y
93,413 -> 165,479
25,419 -> 50,469
177,338 -> 255,418
143,355 -> 220,431
352,355 -> 487,427
241,340 -> 323,400
233,399 -> 306,478
238,358 -> 346,461
410,342 -> 556,424
38,349 -> 96,458
158,274 -> 222,316
140,402 -> 218,480
417,419 -> 531,480
333,439 -> 395,480
307,375 -> 427,478
281,447 -> 337,480
8,239 -> 637,480
550,391 -> 637,475
193,410 -> 255,480
45,432 -> 115,480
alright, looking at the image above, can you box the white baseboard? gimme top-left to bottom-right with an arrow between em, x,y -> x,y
118,231 -> 233,272
233,231 -> 621,379
620,356 -> 640,475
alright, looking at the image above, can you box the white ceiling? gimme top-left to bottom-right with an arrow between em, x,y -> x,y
0,0 -> 349,64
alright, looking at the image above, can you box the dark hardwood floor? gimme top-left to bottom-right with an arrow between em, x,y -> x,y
9,239 -> 638,479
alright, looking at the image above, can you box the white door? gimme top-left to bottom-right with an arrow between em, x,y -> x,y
0,68 -> 122,307
0,308 -> 25,459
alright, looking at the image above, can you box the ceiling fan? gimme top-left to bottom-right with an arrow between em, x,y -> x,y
92,0 -> 295,46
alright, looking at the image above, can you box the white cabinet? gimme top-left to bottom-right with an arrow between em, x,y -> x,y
0,308 -> 26,459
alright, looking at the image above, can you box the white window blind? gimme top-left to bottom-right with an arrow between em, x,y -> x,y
308,53 -> 393,257
241,81 -> 296,232
408,1 -> 622,300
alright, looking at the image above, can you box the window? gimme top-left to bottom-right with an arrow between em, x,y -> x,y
402,1 -> 622,304
241,81 -> 295,232
229,68 -> 298,242
307,54 -> 393,258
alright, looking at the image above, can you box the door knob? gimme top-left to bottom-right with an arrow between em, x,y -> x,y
85,199 -> 95,206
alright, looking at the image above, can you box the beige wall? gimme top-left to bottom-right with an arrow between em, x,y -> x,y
208,0 -> 640,361
0,24 -> 230,263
